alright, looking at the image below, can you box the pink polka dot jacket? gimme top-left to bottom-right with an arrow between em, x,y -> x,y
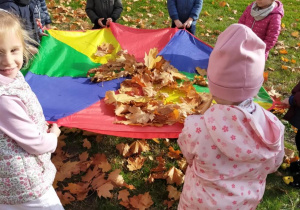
238,0 -> 284,60
177,103 -> 284,210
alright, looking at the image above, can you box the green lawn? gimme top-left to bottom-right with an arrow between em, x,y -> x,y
46,0 -> 300,209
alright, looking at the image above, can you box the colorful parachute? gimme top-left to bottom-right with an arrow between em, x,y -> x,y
24,23 -> 273,139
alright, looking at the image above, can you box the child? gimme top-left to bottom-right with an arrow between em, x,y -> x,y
177,24 -> 285,209
0,10 -> 63,209
31,0 -> 52,33
167,0 -> 203,35
0,0 -> 40,43
238,0 -> 284,60
282,81 -> 300,154
85,0 -> 123,29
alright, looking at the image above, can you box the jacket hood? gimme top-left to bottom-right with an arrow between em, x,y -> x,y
204,104 -> 284,163
271,0 -> 284,17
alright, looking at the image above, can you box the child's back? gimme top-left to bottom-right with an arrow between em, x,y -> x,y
239,0 -> 284,59
177,24 -> 285,209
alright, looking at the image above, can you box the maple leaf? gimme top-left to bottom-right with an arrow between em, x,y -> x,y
56,191 -> 75,206
55,161 -> 81,181
168,146 -> 182,159
81,165 -> 101,183
177,158 -> 188,173
118,189 -> 130,202
91,173 -> 107,190
129,192 -> 154,210
96,181 -> 114,198
94,43 -> 115,57
79,151 -> 89,162
147,172 -> 166,183
151,156 -> 166,172
195,67 -> 207,76
144,48 -> 161,69
167,185 -> 181,200
127,156 -> 146,171
163,200 -> 175,208
91,153 -> 111,172
129,139 -> 150,155
116,143 -> 131,157
108,169 -> 125,186
63,182 -> 90,195
267,86 -> 282,99
165,166 -> 184,186
83,138 -> 91,149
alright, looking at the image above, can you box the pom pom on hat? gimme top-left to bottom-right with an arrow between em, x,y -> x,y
207,24 -> 266,102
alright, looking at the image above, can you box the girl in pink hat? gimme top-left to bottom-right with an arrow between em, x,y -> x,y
239,0 -> 284,60
177,23 -> 285,210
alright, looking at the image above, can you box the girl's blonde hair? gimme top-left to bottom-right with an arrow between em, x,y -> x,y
0,9 -> 38,65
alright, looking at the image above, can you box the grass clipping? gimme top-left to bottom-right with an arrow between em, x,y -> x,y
88,46 -> 212,126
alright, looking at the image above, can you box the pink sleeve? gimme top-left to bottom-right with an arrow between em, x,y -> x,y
264,14 -> 282,53
0,95 -> 57,155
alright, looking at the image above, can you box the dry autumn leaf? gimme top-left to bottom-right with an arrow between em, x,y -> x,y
165,166 -> 184,186
291,31 -> 299,38
108,169 -> 125,186
96,181 -> 114,198
129,192 -> 154,210
118,189 -> 130,202
91,153 -> 111,172
79,151 -> 89,162
195,67 -> 207,76
167,185 -> 181,200
57,191 -> 75,206
168,146 -> 182,159
127,156 -> 146,171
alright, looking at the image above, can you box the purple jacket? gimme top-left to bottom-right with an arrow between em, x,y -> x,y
283,81 -> 300,128
238,1 -> 284,59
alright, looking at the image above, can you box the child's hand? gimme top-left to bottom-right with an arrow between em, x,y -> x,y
106,18 -> 113,26
98,18 -> 105,27
48,123 -> 61,137
282,97 -> 290,106
45,24 -> 51,29
174,19 -> 183,29
183,18 -> 193,29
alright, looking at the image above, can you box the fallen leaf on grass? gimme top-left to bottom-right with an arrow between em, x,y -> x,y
57,191 -> 75,206
91,153 -> 111,172
129,192 -> 154,210
96,181 -> 114,198
83,138 -> 91,149
168,146 -> 182,159
165,166 -> 184,186
118,189 -> 130,202
108,169 -> 125,186
167,185 -> 181,200
127,156 -> 146,171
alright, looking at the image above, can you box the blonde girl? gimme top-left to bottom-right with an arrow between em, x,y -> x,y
0,9 -> 63,209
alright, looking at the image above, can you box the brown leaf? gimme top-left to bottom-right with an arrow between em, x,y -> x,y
129,192 -> 154,210
129,139 -> 150,155
167,185 -> 181,200
83,138 -> 91,149
79,151 -> 89,162
151,156 -> 166,172
116,143 -> 131,157
81,165 -> 100,182
177,158 -> 188,173
163,200 -> 175,208
108,169 -> 125,186
57,191 -> 75,206
127,156 -> 146,171
168,146 -> 182,160
55,161 -> 81,181
63,182 -> 90,195
118,189 -> 130,202
96,181 -> 114,198
91,173 -> 107,190
91,153 -> 111,172
165,167 -> 184,186
195,67 -> 207,76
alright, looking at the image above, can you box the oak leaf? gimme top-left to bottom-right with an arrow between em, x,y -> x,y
165,166 -> 184,186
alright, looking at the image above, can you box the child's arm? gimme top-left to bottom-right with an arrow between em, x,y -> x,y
263,14 -> 282,54
167,0 -> 179,22
189,0 -> 203,21
0,96 -> 58,155
238,5 -> 251,25
85,0 -> 100,25
40,0 -> 51,26
110,0 -> 123,22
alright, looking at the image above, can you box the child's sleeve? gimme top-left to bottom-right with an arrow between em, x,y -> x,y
264,14 -> 282,54
40,0 -> 52,25
177,116 -> 202,165
189,0 -> 203,21
85,0 -> 99,24
111,0 -> 123,22
0,95 -> 57,155
167,0 -> 179,21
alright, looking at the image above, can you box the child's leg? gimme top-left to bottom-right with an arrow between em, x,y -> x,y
0,187 -> 64,209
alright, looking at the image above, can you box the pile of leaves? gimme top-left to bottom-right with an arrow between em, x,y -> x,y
53,129 -> 186,209
87,46 -> 212,126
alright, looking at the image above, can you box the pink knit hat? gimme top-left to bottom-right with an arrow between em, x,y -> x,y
207,24 -> 266,102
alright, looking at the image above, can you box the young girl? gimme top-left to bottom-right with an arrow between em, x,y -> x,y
177,24 -> 285,209
238,0 -> 284,60
0,10 -> 63,209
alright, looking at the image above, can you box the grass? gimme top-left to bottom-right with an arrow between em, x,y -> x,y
46,0 -> 300,209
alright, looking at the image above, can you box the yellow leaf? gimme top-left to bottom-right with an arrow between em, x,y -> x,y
126,6 -> 131,12
279,49 -> 288,54
281,23 -> 285,28
291,31 -> 299,37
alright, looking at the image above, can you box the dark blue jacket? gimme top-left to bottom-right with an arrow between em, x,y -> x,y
167,0 -> 203,25
0,0 -> 40,42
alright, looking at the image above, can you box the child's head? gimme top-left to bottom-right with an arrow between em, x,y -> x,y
207,23 -> 266,104
0,9 -> 36,79
256,0 -> 275,9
